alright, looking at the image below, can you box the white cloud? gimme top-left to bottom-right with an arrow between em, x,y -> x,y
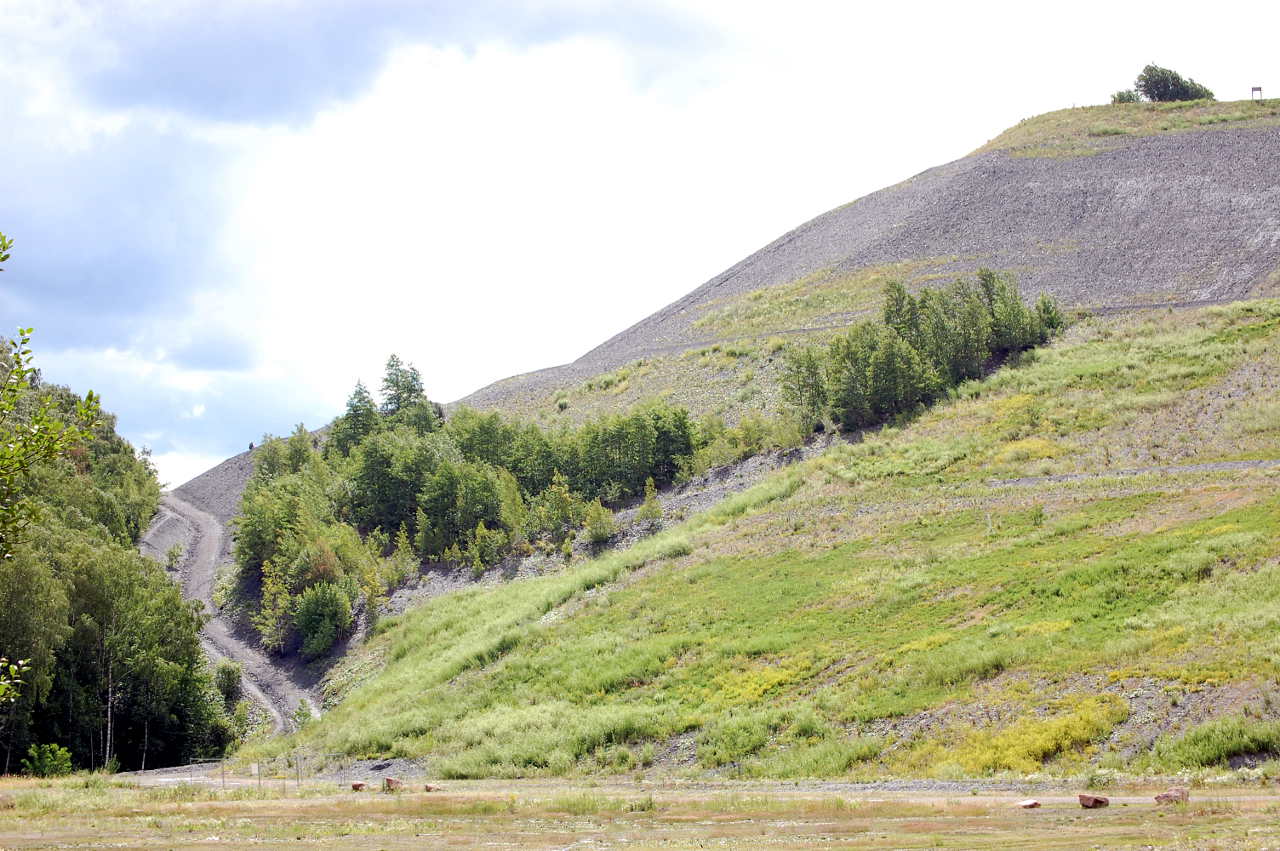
149,449 -> 228,490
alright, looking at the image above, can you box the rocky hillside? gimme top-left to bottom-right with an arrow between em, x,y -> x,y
458,99 -> 1280,423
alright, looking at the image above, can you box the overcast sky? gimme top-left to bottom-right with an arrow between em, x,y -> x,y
2,0 -> 1275,486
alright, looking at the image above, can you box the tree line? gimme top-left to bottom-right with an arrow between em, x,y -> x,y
781,271 -> 1065,431
0,326 -> 234,773
234,356 -> 705,659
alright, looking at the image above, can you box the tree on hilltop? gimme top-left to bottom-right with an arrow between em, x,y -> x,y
380,354 -> 425,415
1135,64 -> 1214,102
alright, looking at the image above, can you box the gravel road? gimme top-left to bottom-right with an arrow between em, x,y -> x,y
141,488 -> 319,732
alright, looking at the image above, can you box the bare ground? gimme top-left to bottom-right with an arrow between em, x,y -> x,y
9,775 -> 1280,849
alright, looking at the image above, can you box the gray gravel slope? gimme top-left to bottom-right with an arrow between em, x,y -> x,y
459,127 -> 1280,410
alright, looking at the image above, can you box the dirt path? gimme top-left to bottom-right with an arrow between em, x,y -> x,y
988,458 -> 1280,488
142,493 -> 319,732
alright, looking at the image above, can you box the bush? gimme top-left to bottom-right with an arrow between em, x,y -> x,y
637,478 -> 662,525
1154,717 -> 1280,768
698,711 -> 781,766
1135,64 -> 1214,102
213,659 -> 243,709
801,273 -> 1062,433
1111,89 -> 1140,104
294,582 -> 353,658
584,499 -> 616,544
21,743 -> 73,776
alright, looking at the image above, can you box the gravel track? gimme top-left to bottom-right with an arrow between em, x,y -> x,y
988,458 -> 1280,488
140,454 -> 320,732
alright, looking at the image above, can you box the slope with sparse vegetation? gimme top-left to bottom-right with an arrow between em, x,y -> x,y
241,297 -> 1280,780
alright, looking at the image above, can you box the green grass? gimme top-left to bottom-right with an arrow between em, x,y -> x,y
688,259 -> 951,339
258,300 -> 1280,779
1151,717 -> 1280,769
979,99 -> 1280,157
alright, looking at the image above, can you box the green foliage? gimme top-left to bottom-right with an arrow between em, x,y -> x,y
328,381 -> 380,457
253,559 -> 293,654
352,428 -> 461,535
0,316 -> 218,772
21,743 -> 73,777
698,711 -> 779,766
942,696 -> 1128,774
0,656 -> 29,705
1135,64 -> 1214,102
380,354 -> 426,416
584,499 -> 616,544
1111,89 -> 1140,104
812,272 -> 1059,431
294,582 -> 354,659
467,520 -> 507,574
213,660 -> 242,710
780,346 -> 827,430
284,423 -> 314,471
637,477 -> 662,525
528,471 -> 585,543
695,412 -> 805,471
1153,717 -> 1280,768
1,326 -> 101,560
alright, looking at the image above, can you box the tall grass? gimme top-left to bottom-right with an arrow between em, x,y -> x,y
1153,717 -> 1280,768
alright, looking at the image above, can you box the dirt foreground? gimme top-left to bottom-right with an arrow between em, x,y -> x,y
2,775 -> 1278,849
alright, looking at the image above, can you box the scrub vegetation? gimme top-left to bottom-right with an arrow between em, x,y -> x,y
0,322 -> 234,773
242,298 -> 1280,780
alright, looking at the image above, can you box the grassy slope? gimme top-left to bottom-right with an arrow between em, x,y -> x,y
271,300 -> 1280,779
978,97 -> 1280,158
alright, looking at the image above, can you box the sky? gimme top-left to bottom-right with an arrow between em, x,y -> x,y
2,0 -> 1276,487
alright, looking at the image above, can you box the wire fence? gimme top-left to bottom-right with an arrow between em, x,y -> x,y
142,751 -> 358,791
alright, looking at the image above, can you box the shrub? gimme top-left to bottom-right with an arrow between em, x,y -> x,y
1135,64 -> 1214,102
467,520 -> 506,575
1111,89 -> 1140,104
21,743 -> 72,777
954,696 -> 1128,774
637,478 -> 662,525
213,659 -> 243,709
781,346 -> 828,430
584,499 -> 617,544
1154,717 -> 1280,768
698,711 -> 780,766
294,582 -> 353,658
